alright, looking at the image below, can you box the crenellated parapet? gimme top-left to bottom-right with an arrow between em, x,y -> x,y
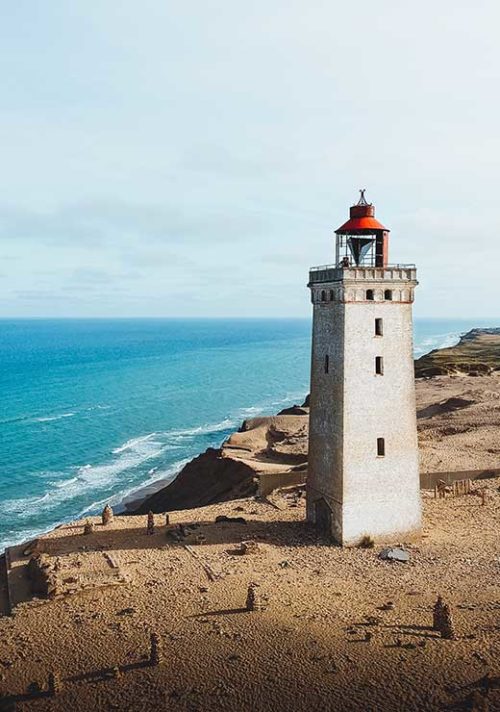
309,265 -> 418,304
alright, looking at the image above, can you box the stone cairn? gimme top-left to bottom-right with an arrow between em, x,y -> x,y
83,520 -> 95,535
433,596 -> 456,639
146,511 -> 155,536
440,603 -> 456,639
432,595 -> 444,631
246,583 -> 266,612
47,671 -> 62,696
149,632 -> 162,666
102,504 -> 113,525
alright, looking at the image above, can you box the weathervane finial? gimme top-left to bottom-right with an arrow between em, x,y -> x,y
357,189 -> 369,206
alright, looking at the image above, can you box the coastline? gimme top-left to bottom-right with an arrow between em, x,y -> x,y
2,322 -> 498,554
126,326 -> 500,517
1,327 -> 500,711
117,471 -> 181,513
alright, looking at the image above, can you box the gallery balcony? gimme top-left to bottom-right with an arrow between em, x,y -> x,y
308,264 -> 417,285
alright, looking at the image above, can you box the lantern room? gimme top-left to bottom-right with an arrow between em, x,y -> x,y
335,190 -> 389,268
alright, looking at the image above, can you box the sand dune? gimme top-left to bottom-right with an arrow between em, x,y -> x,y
0,475 -> 499,711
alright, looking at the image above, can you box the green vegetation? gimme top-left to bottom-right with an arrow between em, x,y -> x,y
415,328 -> 500,378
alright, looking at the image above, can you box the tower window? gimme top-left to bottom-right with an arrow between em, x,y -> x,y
375,318 -> 383,336
329,289 -> 334,301
321,290 -> 326,302
375,356 -> 384,375
384,289 -> 393,301
366,289 -> 374,301
377,438 -> 385,457
324,354 -> 329,374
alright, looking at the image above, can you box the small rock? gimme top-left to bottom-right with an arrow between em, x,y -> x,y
240,540 -> 259,555
379,547 -> 410,563
381,601 -> 395,611
83,520 -> 94,535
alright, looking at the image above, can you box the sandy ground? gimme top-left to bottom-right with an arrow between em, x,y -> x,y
0,474 -> 499,711
0,372 -> 499,711
417,374 -> 500,473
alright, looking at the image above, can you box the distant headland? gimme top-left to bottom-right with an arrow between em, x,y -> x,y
414,327 -> 500,378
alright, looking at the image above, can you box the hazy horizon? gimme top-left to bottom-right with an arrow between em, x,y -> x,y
1,2 -> 500,319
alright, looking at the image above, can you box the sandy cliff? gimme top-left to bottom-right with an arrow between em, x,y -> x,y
134,328 -> 500,514
133,414 -> 308,513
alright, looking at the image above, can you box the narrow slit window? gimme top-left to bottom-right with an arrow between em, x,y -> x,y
375,356 -> 384,375
375,318 -> 383,336
384,289 -> 393,301
324,354 -> 329,374
321,290 -> 326,302
329,289 -> 334,301
366,289 -> 374,301
377,438 -> 385,457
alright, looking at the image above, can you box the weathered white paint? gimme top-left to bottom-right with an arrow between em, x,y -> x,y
307,269 -> 422,546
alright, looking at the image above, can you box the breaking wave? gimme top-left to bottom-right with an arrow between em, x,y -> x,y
0,412 -> 254,546
112,433 -> 158,454
32,412 -> 76,423
414,331 -> 462,357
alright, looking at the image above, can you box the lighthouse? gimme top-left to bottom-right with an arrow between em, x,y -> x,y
306,191 -> 421,546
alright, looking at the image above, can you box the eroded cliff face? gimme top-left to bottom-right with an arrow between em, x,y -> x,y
134,329 -> 500,514
132,448 -> 259,514
132,412 -> 309,514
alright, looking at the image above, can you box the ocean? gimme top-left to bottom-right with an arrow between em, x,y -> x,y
0,316 -> 498,552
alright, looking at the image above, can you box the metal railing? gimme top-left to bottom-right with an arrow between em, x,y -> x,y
310,263 -> 416,272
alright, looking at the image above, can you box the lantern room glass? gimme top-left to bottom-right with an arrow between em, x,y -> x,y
335,233 -> 377,267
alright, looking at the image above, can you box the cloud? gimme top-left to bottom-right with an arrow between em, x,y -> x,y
1,2 -> 500,316
0,200 -> 271,249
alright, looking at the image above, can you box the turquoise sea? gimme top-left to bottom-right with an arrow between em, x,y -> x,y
0,317 -> 498,552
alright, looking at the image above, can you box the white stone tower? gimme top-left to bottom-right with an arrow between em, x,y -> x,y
306,191 -> 421,546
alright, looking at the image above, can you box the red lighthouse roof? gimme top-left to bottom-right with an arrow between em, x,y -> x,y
335,190 -> 388,234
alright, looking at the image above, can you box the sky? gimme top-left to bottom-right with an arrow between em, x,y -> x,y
0,1 -> 499,318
